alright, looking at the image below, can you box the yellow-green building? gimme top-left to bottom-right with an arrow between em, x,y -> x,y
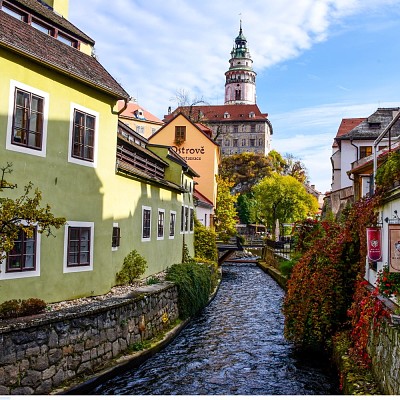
0,0 -> 197,303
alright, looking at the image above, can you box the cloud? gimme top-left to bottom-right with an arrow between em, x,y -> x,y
69,0 -> 400,118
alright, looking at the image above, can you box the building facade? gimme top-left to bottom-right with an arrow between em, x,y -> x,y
164,23 -> 273,156
118,99 -> 164,139
0,0 -> 196,303
149,112 -> 220,209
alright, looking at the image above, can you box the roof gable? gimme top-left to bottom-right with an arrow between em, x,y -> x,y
150,112 -> 219,146
337,108 -> 400,141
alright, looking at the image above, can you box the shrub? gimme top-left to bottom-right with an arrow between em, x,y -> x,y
20,298 -> 46,316
116,249 -> 148,284
0,298 -> 46,319
166,262 -> 212,319
194,218 -> 218,262
278,253 -> 301,278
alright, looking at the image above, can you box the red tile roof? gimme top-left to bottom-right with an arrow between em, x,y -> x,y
0,10 -> 129,99
118,100 -> 163,124
332,118 -> 365,148
194,188 -> 213,207
164,104 -> 269,123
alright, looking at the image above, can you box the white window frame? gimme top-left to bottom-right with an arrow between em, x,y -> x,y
169,211 -> 176,239
157,208 -> 165,240
142,206 -> 152,242
6,80 -> 49,157
0,224 -> 41,280
63,221 -> 94,273
68,103 -> 99,168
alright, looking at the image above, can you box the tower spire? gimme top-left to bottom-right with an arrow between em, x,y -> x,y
224,21 -> 256,105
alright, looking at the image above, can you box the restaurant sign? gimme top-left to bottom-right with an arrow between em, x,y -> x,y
366,227 -> 382,262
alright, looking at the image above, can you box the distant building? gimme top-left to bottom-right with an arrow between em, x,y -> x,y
118,100 -> 164,139
164,22 -> 273,156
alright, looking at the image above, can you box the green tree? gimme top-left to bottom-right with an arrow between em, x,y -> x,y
0,163 -> 66,260
214,176 -> 239,241
219,152 -> 275,193
253,173 -> 319,236
236,192 -> 260,225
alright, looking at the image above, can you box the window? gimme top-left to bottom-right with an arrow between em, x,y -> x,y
251,124 -> 256,133
31,20 -> 51,35
67,227 -> 91,267
157,209 -> 165,240
233,139 -> 238,147
175,126 -> 186,143
2,4 -> 25,20
235,89 -> 241,100
250,139 -> 255,146
233,125 -> 239,133
359,146 -> 372,159
72,110 -> 95,161
225,139 -> 230,146
258,138 -> 263,146
169,211 -> 176,238
7,81 -> 49,157
185,206 -> 189,232
242,138 -> 246,146
190,208 -> 194,232
112,225 -> 121,249
181,205 -> 185,233
63,222 -> 94,273
0,226 -> 41,280
11,88 -> 44,150
142,207 -> 151,241
6,228 -> 36,273
68,104 -> 98,167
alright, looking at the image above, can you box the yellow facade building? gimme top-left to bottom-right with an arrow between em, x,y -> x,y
149,113 -> 220,208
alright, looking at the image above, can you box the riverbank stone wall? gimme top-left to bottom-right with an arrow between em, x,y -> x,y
369,319 -> 400,394
0,282 -> 178,395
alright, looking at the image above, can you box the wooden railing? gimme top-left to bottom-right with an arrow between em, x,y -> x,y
116,145 -> 165,180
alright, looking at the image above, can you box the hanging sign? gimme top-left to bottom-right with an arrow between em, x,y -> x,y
366,227 -> 382,262
389,225 -> 400,272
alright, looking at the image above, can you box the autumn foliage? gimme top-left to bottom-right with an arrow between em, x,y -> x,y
283,196 -> 382,351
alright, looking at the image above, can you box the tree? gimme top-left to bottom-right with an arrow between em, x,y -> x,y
283,153 -> 308,184
219,152 -> 276,193
236,193 -> 256,224
0,163 -> 66,260
252,173 -> 319,236
214,176 -> 239,241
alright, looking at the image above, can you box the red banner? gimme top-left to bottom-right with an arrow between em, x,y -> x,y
367,227 -> 382,262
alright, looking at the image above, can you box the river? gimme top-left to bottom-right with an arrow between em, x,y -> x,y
89,263 -> 339,395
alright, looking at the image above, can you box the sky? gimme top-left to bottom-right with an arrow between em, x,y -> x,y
69,0 -> 400,194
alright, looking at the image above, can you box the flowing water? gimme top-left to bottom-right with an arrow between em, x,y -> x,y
89,263 -> 339,395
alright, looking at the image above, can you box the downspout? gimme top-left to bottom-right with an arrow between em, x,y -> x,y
117,97 -> 131,115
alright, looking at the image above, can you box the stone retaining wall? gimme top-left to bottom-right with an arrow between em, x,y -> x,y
0,282 -> 179,395
369,319 -> 400,394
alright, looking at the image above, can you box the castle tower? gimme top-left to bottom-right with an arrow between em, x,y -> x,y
224,21 -> 256,105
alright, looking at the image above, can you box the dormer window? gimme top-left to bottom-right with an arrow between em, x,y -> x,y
2,3 -> 26,21
249,111 -> 255,118
224,112 -> 230,119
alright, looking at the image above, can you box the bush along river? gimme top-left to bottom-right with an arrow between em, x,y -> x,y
88,263 -> 339,395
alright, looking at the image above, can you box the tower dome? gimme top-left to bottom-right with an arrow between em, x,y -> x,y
224,21 -> 256,105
